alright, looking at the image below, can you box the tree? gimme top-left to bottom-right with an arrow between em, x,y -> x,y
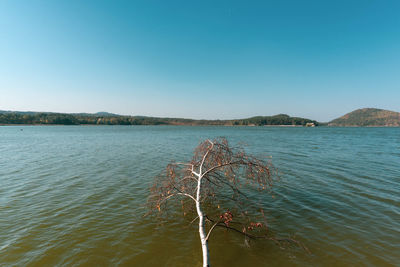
149,138 -> 300,266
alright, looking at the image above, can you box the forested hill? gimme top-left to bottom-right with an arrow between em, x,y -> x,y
329,108 -> 400,126
0,111 -> 319,126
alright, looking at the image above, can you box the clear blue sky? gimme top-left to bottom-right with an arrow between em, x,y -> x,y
1,0 -> 399,121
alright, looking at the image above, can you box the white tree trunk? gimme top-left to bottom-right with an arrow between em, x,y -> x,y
196,177 -> 209,267
195,141 -> 213,267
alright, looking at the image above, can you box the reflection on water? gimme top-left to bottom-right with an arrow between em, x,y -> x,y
0,126 -> 399,266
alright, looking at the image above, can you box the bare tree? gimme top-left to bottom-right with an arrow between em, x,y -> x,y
149,138 -> 297,267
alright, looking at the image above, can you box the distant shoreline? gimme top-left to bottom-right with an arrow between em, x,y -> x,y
2,107 -> 399,127
0,111 -> 319,127
2,124 -> 398,127
0,123 -> 309,127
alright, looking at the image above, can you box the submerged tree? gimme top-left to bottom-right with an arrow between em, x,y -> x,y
149,138 -> 300,266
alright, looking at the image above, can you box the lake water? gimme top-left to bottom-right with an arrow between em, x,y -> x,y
0,126 -> 399,266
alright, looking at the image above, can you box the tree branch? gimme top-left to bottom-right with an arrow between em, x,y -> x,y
176,192 -> 197,202
199,140 -> 214,175
205,220 -> 220,241
201,160 -> 242,178
181,175 -> 198,182
189,215 -> 199,225
159,192 -> 197,205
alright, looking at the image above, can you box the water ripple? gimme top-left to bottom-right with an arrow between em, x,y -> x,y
0,126 -> 399,266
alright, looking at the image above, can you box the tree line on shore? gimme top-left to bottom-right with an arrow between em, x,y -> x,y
0,112 -> 319,126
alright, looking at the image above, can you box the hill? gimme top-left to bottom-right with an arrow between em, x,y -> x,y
0,111 -> 319,126
329,108 -> 400,126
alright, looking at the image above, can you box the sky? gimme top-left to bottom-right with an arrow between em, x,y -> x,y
1,0 -> 399,122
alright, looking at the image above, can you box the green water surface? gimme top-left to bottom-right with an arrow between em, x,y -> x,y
0,126 -> 399,266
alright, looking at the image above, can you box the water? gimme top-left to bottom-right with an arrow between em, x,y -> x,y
0,126 -> 399,266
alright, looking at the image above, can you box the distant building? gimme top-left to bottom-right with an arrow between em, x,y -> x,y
305,122 -> 315,127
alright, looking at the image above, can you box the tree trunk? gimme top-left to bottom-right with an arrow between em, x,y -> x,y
196,177 -> 209,267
